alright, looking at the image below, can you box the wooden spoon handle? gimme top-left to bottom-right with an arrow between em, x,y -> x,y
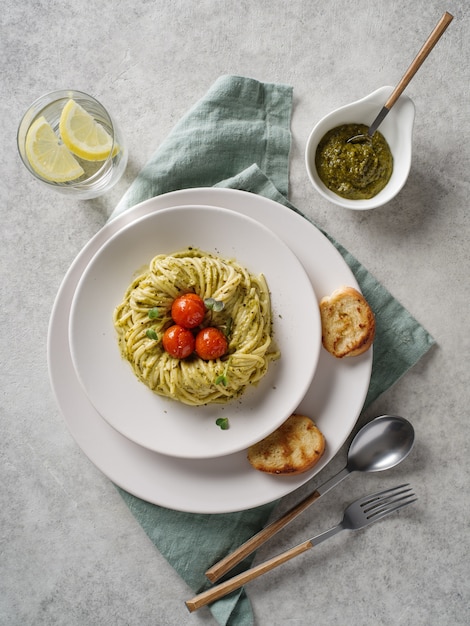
385,11 -> 453,109
186,539 -> 313,612
205,489 -> 322,583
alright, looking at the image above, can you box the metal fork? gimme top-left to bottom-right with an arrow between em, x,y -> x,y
186,484 -> 417,612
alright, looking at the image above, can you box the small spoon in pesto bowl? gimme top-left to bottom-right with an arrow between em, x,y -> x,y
305,86 -> 415,210
348,11 -> 453,144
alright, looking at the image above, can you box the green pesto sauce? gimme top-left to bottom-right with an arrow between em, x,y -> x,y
315,123 -> 393,200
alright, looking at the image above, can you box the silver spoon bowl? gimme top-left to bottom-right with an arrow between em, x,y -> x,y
346,414 -> 415,473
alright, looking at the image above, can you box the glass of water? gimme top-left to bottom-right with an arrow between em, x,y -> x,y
17,90 -> 128,199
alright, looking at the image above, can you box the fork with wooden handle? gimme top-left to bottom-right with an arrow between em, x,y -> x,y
186,484 -> 417,612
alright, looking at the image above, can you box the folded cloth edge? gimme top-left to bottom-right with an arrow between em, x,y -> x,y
111,75 -> 293,219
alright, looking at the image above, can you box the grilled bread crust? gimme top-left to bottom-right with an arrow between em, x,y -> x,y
247,414 -> 326,475
319,286 -> 375,358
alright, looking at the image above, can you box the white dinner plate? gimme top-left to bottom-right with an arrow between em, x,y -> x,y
69,205 -> 320,458
48,188 -> 372,513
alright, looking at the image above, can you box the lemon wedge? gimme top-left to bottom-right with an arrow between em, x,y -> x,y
25,116 -> 85,183
59,99 -> 116,161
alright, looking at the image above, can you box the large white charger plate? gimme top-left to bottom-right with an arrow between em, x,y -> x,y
48,188 -> 372,514
68,205 -> 320,459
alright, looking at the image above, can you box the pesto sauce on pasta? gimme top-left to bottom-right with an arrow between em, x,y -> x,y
113,248 -> 280,406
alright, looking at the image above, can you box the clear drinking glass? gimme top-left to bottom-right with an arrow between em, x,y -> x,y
17,90 -> 128,199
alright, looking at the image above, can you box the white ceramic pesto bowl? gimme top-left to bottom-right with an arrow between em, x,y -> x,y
305,86 -> 415,210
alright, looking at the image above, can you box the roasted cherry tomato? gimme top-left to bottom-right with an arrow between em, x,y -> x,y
162,324 -> 195,359
171,293 -> 206,329
195,327 -> 228,360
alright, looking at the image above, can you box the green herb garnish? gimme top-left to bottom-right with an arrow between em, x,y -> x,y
204,297 -> 225,312
146,329 -> 158,340
148,307 -> 161,319
216,417 -> 229,430
215,359 -> 230,386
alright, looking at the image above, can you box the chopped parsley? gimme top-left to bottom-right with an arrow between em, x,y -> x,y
215,359 -> 230,386
204,297 -> 225,312
216,417 -> 229,430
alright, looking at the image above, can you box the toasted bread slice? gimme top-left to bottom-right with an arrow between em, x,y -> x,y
247,414 -> 325,475
319,286 -> 375,358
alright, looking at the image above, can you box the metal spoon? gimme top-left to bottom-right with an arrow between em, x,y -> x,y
348,11 -> 453,143
205,414 -> 415,582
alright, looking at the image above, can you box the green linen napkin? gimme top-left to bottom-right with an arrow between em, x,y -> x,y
111,75 -> 434,625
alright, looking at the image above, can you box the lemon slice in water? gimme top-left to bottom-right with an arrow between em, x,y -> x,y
59,99 -> 116,161
25,116 -> 85,183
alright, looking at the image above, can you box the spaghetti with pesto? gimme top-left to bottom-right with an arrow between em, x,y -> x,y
113,248 -> 280,406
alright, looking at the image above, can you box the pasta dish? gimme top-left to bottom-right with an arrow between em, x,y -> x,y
113,248 -> 280,406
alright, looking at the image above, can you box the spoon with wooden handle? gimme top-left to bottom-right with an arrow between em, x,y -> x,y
348,11 -> 453,143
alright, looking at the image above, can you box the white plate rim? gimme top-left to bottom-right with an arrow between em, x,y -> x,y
68,204 -> 321,458
47,188 -> 372,513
